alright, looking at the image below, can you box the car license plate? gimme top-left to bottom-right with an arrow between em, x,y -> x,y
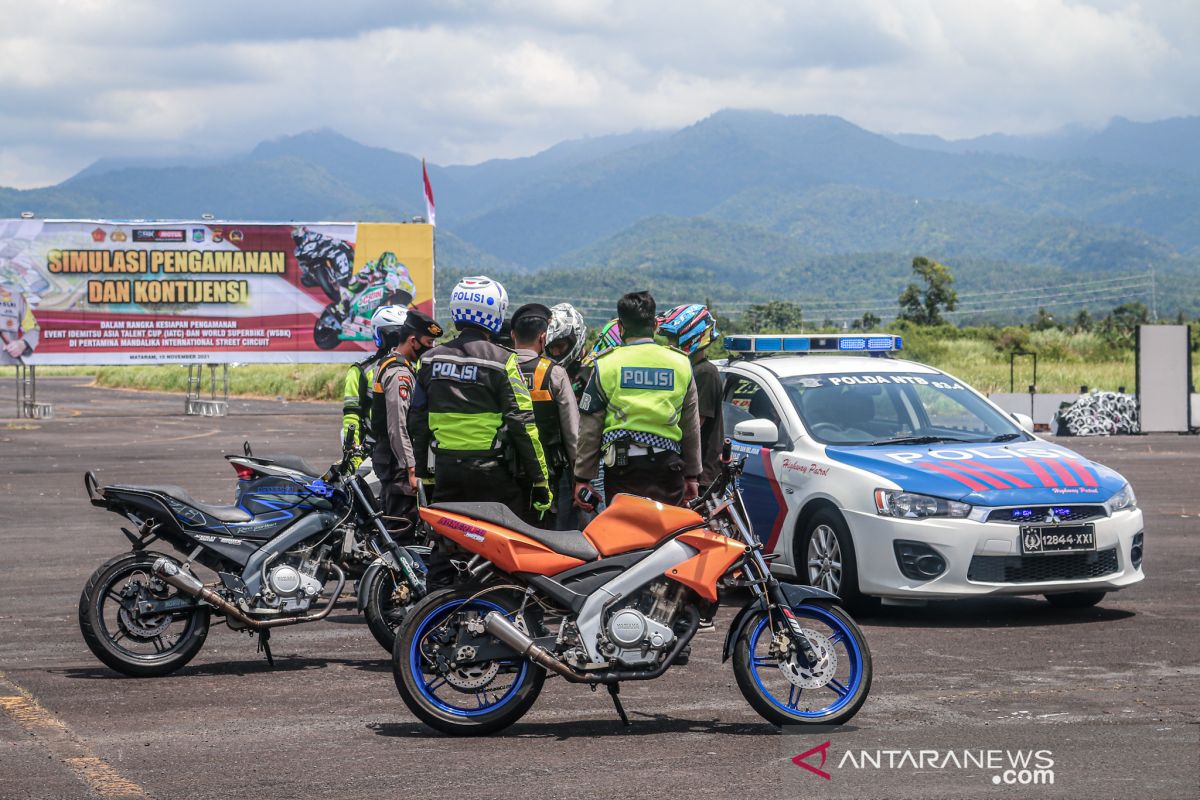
1020,524 -> 1096,555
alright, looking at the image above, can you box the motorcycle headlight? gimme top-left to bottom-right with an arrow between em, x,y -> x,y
875,489 -> 971,519
1105,482 -> 1137,513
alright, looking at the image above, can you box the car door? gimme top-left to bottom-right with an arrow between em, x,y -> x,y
723,373 -> 788,549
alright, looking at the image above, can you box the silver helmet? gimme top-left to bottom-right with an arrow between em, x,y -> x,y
546,303 -> 587,368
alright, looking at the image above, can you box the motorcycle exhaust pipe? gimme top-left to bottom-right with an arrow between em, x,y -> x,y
482,611 -> 593,684
152,557 -> 346,630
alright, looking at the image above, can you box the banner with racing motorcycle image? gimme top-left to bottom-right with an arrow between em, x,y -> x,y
0,218 -> 433,365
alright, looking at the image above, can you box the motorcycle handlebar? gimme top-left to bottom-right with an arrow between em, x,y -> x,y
686,440 -> 743,511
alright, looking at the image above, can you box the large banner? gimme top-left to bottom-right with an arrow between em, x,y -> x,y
0,219 -> 434,365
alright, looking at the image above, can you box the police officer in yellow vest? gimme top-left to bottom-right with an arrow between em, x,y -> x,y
573,290 -> 702,509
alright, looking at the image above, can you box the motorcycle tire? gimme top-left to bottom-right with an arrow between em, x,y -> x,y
732,602 -> 871,727
316,261 -> 340,303
78,551 -> 210,678
313,308 -> 341,351
392,586 -> 545,736
363,569 -> 408,653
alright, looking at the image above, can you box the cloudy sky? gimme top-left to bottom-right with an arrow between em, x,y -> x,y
1,0 -> 1196,188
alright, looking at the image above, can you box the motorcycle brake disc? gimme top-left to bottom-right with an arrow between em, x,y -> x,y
115,581 -> 173,640
444,660 -> 501,690
778,628 -> 838,689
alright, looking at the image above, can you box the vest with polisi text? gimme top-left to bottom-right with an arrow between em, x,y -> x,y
594,342 -> 691,451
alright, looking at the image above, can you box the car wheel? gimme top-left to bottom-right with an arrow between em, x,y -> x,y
797,508 -> 873,611
1044,591 -> 1106,609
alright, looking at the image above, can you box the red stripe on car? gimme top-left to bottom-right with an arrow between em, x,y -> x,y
936,461 -> 1009,490
965,460 -> 1034,489
1019,458 -> 1057,487
1064,458 -> 1098,487
924,462 -> 988,492
762,449 -> 788,552
1044,458 -> 1079,487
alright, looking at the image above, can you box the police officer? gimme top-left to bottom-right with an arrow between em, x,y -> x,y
510,303 -> 579,528
371,307 -> 442,531
657,304 -> 725,489
409,276 -> 552,517
573,291 -> 702,509
341,305 -> 407,470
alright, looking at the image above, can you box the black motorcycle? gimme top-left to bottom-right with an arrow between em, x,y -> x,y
227,441 -> 425,652
78,428 -> 427,677
293,228 -> 354,303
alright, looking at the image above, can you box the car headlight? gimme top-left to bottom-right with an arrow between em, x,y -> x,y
874,489 -> 971,519
1105,482 -> 1137,513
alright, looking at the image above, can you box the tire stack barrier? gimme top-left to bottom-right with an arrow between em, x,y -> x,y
1055,391 -> 1139,436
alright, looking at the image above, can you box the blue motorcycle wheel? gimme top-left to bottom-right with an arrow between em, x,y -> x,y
733,602 -> 872,726
392,587 -> 545,736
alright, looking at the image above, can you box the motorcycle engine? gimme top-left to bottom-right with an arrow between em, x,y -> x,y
599,580 -> 684,667
262,549 -> 327,613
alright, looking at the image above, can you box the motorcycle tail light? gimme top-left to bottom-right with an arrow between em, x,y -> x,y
233,464 -> 256,481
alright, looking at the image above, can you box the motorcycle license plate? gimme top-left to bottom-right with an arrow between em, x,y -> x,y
1019,524 -> 1096,554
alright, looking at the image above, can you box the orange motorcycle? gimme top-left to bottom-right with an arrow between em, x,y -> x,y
391,441 -> 872,735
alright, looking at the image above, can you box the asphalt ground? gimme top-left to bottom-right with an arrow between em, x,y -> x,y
0,376 -> 1196,799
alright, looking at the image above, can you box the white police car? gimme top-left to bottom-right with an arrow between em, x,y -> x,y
721,334 -> 1144,609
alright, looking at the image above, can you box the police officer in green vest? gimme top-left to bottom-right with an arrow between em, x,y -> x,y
510,302 -> 579,528
409,277 -> 553,517
573,290 -> 702,509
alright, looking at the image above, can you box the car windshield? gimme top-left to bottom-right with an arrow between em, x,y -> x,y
778,371 -> 1028,446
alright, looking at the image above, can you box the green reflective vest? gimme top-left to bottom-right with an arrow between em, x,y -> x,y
596,342 -> 691,445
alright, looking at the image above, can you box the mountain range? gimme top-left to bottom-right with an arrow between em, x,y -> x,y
2,110 -> 1197,324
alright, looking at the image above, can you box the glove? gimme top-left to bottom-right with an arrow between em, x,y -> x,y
531,483 -> 554,518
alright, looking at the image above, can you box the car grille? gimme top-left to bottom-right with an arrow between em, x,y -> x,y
967,547 -> 1119,583
985,505 -> 1107,524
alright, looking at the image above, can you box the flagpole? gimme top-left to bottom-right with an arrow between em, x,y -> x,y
422,158 -> 437,318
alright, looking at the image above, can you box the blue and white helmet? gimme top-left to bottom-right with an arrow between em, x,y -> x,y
657,303 -> 718,355
370,304 -> 409,348
449,276 -> 508,334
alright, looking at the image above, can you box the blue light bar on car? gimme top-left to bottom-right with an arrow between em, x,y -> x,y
723,334 -> 903,355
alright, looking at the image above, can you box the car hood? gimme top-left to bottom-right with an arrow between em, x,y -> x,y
824,440 -> 1126,506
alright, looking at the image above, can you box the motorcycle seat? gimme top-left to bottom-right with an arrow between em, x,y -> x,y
251,454 -> 322,476
109,484 -> 253,524
430,502 -> 599,562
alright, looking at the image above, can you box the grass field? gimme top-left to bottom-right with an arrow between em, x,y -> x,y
33,328 -> 1196,401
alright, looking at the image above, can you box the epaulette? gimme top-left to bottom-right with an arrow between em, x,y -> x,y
372,355 -> 400,392
589,346 -> 618,361
353,350 -> 386,371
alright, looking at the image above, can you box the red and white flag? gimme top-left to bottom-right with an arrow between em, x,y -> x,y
422,159 -> 436,227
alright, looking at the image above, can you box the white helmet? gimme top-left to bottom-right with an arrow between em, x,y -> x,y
449,276 -> 508,335
370,304 -> 409,348
546,303 -> 587,367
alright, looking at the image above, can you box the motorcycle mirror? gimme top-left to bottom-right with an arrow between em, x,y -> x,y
343,424 -> 356,452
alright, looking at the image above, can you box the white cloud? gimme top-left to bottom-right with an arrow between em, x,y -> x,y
0,0 -> 1195,187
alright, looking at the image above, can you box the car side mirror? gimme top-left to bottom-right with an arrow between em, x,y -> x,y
1011,412 -> 1034,432
733,418 -> 780,446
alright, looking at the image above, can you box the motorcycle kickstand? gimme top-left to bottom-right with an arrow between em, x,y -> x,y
607,683 -> 630,727
257,630 -> 274,668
